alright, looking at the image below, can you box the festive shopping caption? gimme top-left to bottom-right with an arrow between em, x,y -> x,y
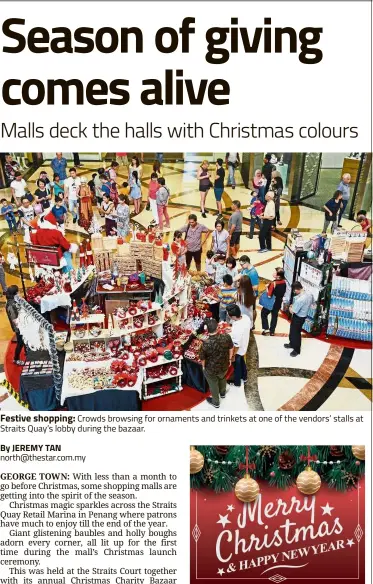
0,17 -> 323,106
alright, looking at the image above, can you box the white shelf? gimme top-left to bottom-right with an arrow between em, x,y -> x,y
71,313 -> 105,325
143,355 -> 182,368
110,320 -> 164,336
113,302 -> 162,319
144,371 -> 182,384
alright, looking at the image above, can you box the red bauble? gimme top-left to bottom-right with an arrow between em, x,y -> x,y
330,446 -> 344,457
215,446 -> 229,456
278,450 -> 296,470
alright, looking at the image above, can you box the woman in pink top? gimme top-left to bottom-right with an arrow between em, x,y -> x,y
148,172 -> 159,225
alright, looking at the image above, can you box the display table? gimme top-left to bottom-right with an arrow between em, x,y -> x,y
40,265 -> 96,313
181,358 -> 208,393
61,357 -> 144,409
20,350 -> 64,411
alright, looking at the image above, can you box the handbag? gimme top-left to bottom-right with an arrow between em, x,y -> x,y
259,282 -> 276,310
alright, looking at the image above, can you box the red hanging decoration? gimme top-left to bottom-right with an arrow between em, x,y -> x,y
85,239 -> 94,265
79,241 -> 86,267
299,446 -> 318,465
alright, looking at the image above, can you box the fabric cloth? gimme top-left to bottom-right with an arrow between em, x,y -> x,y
292,291 -> 313,318
337,180 -> 350,201
214,167 -> 225,188
214,187 -> 224,202
259,218 -> 272,250
228,210 -> 243,233
10,178 -> 27,200
218,286 -> 237,310
6,299 -> 19,332
199,333 -> 233,375
30,225 -> 71,259
230,314 -> 251,356
181,358 -> 208,393
64,176 -> 81,201
211,229 -> 229,254
289,314 -> 306,354
203,369 -> 227,406
51,157 -> 67,180
180,223 -> 209,253
66,390 -> 141,411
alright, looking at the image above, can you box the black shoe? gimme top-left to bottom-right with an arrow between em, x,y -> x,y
201,212 -> 207,218
262,330 -> 270,336
290,350 -> 299,357
73,217 -> 77,224
220,394 -> 226,399
206,397 -> 219,408
284,343 -> 292,349
270,332 -> 275,336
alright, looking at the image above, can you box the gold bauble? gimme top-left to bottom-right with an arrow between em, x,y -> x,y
190,447 -> 204,474
352,445 -> 365,461
296,466 -> 321,495
235,474 -> 260,503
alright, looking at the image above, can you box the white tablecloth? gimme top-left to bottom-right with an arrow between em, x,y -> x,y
61,357 -> 143,405
40,265 -> 96,313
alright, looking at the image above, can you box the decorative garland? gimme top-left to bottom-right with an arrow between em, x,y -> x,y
1,379 -> 29,409
15,297 -> 62,401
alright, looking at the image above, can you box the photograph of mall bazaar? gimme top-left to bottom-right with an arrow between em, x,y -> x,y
0,152 -> 371,412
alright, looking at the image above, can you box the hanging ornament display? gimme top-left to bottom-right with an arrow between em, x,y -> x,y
235,446 -> 260,503
190,446 -> 204,475
278,450 -> 296,470
330,446 -> 344,457
79,242 -> 86,267
85,239 -> 94,266
351,445 -> 365,461
296,466 -> 321,495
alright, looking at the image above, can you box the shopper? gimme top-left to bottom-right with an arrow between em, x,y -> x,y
129,156 -> 143,181
1,198 -> 17,233
214,158 -> 225,217
51,152 -> 67,181
252,168 -> 266,202
153,160 -> 163,177
218,274 -> 237,322
64,167 -> 81,224
38,171 -> 52,194
247,190 -> 264,239
50,173 -> 65,201
225,152 -> 240,188
272,174 -> 283,227
78,178 -> 93,230
199,318 -> 234,409
172,231 -> 187,272
129,170 -> 142,215
261,267 -> 286,336
197,160 -> 211,218
226,304 -> 250,387
51,198 -> 68,227
212,255 -> 228,285
0,252 -> 7,295
258,192 -> 275,252
205,250 -> 215,277
336,173 -> 351,226
262,153 -> 275,194
156,177 -> 171,230
228,200 -> 243,257
179,214 -> 210,272
238,256 -> 259,295
356,210 -> 371,236
226,256 -> 238,280
100,193 -> 117,236
147,172 -> 159,225
284,282 -> 314,357
18,198 -> 35,244
4,154 -> 20,185
116,194 -> 130,238
10,172 -> 28,207
5,285 -> 26,366
72,153 -> 82,167
107,161 -> 119,182
211,219 -> 229,256
323,191 -> 343,233
236,275 -> 256,328
34,179 -> 52,215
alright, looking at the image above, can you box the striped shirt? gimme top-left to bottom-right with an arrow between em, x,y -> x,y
218,287 -> 237,309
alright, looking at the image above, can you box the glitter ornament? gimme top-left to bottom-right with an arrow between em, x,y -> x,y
351,446 -> 365,461
190,446 -> 204,475
296,466 -> 321,495
235,475 -> 260,503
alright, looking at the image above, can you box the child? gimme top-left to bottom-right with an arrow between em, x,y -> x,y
108,161 -> 119,182
51,199 -> 67,228
226,256 -> 238,280
1,198 -> 17,233
217,274 -> 237,322
116,194 -> 130,238
356,210 -> 371,236
50,173 -> 65,201
213,254 -> 228,285
247,191 -> 265,239
172,231 -> 187,271
205,250 -> 215,277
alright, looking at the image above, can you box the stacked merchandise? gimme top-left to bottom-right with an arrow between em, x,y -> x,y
327,275 -> 372,342
283,232 -> 305,302
298,262 -> 332,334
330,230 -> 367,261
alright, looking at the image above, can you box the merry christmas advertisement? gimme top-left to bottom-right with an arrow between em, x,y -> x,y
190,446 -> 365,583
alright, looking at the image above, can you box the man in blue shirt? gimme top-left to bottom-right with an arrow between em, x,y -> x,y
336,173 -> 351,226
284,282 -> 313,356
51,153 -> 67,181
238,255 -> 259,295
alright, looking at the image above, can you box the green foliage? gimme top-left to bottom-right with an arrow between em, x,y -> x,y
191,445 -> 364,493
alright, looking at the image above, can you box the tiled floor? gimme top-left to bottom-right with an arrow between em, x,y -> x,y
0,157 -> 371,411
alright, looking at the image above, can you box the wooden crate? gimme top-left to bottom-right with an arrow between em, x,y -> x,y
112,256 -> 138,274
130,241 -> 154,259
142,258 -> 163,279
94,250 -> 113,272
